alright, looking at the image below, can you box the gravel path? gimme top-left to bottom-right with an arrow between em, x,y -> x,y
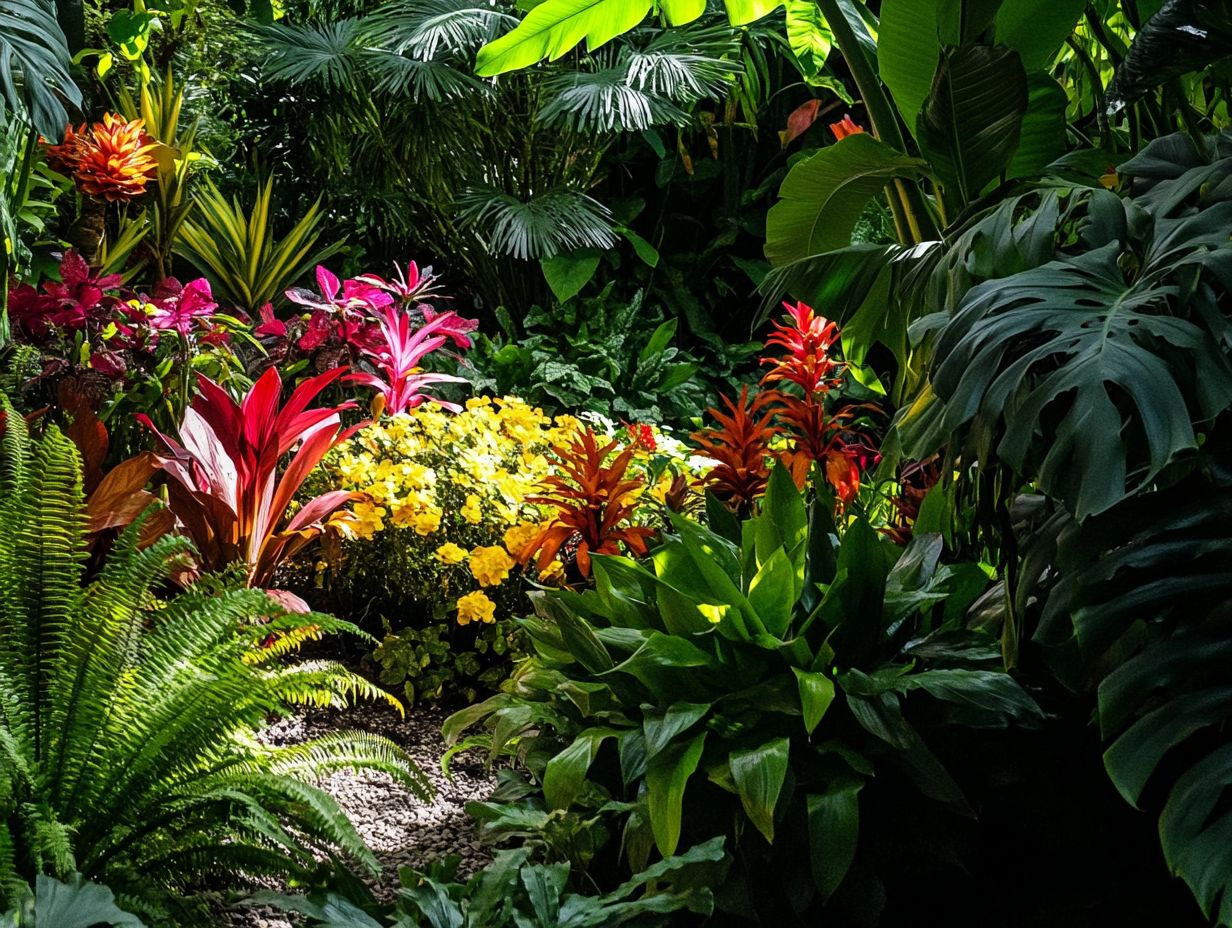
220,701 -> 496,927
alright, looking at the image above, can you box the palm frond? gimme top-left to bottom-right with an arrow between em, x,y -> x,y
252,20 -> 365,91
359,48 -> 487,99
537,67 -> 687,131
458,186 -> 616,260
363,0 -> 519,59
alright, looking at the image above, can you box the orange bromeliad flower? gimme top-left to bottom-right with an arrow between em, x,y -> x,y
44,114 -> 159,203
830,114 -> 865,140
520,428 -> 656,579
691,385 -> 781,515
761,300 -> 842,396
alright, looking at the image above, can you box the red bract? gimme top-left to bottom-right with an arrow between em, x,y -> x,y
137,366 -> 364,590
691,386 -> 780,515
522,428 -> 656,579
346,303 -> 469,415
830,115 -> 865,140
775,396 -> 863,506
761,300 -> 842,395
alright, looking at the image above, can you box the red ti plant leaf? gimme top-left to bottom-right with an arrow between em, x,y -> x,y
521,428 -> 656,580
138,366 -> 364,588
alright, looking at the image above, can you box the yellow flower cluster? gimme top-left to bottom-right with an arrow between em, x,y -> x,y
314,397 -> 706,630
317,397 -> 582,625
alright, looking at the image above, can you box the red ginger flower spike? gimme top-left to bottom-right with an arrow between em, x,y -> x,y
46,114 -> 159,202
830,115 -> 865,140
761,300 -> 843,395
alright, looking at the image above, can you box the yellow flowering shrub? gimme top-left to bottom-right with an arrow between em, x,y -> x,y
303,396 -> 705,704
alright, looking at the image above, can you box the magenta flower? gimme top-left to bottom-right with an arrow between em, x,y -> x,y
254,302 -> 288,338
147,278 -> 218,336
286,265 -> 392,315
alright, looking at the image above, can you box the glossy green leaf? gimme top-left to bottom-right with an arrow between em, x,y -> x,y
766,134 -> 927,265
807,780 -> 862,900
793,667 -> 836,735
543,727 -> 617,809
993,0 -> 1083,70
540,249 -> 601,302
786,0 -> 833,80
643,702 -> 711,756
646,731 -> 707,856
916,43 -> 1028,207
730,737 -> 790,842
475,0 -> 655,75
748,547 -> 797,638
1008,73 -> 1067,178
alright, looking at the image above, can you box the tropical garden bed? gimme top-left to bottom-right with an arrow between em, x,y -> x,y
1,0 -> 1231,925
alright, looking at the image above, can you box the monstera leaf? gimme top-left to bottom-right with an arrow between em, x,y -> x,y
923,142 -> 1232,520
0,0 -> 81,139
1034,462 -> 1232,927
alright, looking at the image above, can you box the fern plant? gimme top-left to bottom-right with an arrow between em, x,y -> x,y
0,398 -> 431,924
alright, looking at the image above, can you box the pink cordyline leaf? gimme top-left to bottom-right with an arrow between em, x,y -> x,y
139,366 -> 360,588
348,302 -> 468,415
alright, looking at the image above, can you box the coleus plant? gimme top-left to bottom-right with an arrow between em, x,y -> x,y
138,366 -> 363,600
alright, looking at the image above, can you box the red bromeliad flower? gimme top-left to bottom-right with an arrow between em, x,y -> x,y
347,302 -> 469,416
521,428 -> 656,579
761,300 -> 843,395
44,114 -> 159,202
830,115 -> 865,141
775,396 -> 865,507
691,386 -> 781,515
137,367 -> 364,592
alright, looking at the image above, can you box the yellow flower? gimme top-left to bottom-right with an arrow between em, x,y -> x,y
436,542 -> 468,565
461,493 -> 483,524
456,590 -> 496,625
412,509 -> 441,536
503,522 -> 540,558
539,559 -> 566,585
346,500 -> 386,540
469,545 -> 515,587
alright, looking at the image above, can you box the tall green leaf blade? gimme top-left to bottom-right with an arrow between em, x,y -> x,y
1008,73 -> 1068,178
807,779 -> 862,900
993,0 -> 1084,70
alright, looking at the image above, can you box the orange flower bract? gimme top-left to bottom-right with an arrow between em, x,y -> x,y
44,114 -> 159,203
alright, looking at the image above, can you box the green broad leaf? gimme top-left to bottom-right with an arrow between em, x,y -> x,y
619,226 -> 660,266
475,0 -> 707,75
612,631 -> 715,698
896,668 -> 1043,726
0,0 -> 83,140
640,318 -> 678,365
643,702 -> 712,756
34,874 -> 145,927
722,0 -> 786,25
541,249 -> 601,303
543,728 -> 617,809
748,547 -> 797,639
793,667 -> 836,735
916,43 -> 1028,208
705,491 -> 742,545
1007,73 -> 1067,178
807,779 -> 862,900
994,0 -> 1084,71
765,134 -> 927,265
1109,0 -> 1232,103
659,362 -> 699,391
754,462 -> 808,572
785,0 -> 833,80
535,595 -> 615,674
730,737 -> 790,843
646,731 -> 707,856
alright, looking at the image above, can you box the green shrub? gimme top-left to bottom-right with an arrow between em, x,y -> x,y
374,618 -> 524,707
0,400 -> 431,924
445,465 -> 1041,919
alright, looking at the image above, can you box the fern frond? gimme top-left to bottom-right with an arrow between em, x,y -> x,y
267,729 -> 433,802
